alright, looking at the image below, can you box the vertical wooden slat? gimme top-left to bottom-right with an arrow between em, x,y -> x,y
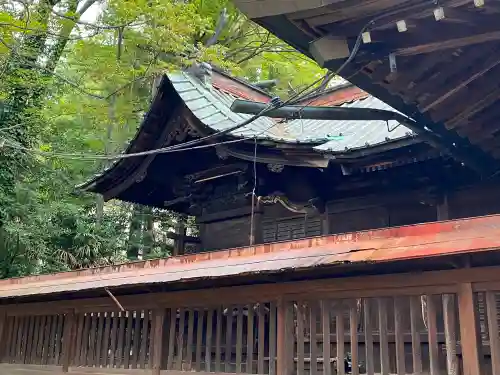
426,295 -> 440,375
9,316 -> 18,363
161,310 -> 171,372
36,316 -> 46,364
19,317 -> 27,363
101,312 -> 111,368
336,308 -> 345,375
410,296 -> 422,374
131,310 -> 142,369
123,311 -> 133,368
18,316 -> 25,363
487,292 -> 500,375
186,309 -> 195,369
30,316 -> 40,363
24,316 -> 30,363
394,297 -> 406,375
269,301 -> 277,375
349,304 -> 359,375
236,306 -> 244,373
12,316 -> 19,363
12,316 -> 20,363
22,316 -> 34,364
152,309 -> 165,375
8,316 -> 16,362
297,302 -> 305,375
110,312 -> 119,368
321,300 -> 331,375
22,316 -> 31,364
15,316 -> 25,363
277,299 -> 288,375
443,294 -> 458,375
62,311 -> 75,373
0,312 -> 6,362
7,317 -> 16,363
195,309 -> 204,371
378,298 -> 390,375
49,315 -> 58,365
9,316 -> 19,363
458,283 -> 482,375
74,315 -> 84,367
310,301 -> 318,375
175,308 -> 185,371
246,306 -> 254,374
364,299 -> 374,375
206,309 -> 214,372
4,316 -> 14,363
116,311 -> 126,368
139,310 -> 149,369
55,315 -> 64,365
42,316 -> 52,365
2,317 -> 10,362
149,310 -> 157,369
215,307 -> 222,372
25,316 -> 32,363
45,316 -> 55,365
257,304 -> 265,374
225,305 -> 234,373
81,314 -> 91,366
0,311 -> 8,363
95,312 -> 105,367
87,313 -> 97,367
167,308 -> 177,370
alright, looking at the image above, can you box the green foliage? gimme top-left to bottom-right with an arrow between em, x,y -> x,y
0,0 -> 325,279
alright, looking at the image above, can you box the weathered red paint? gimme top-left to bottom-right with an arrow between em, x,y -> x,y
1,214 -> 500,298
295,85 -> 368,107
212,73 -> 271,103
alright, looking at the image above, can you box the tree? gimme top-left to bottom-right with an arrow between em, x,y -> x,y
0,0 -> 325,278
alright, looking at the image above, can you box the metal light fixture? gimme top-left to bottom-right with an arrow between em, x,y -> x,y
434,7 -> 445,20
396,20 -> 408,32
362,31 -> 372,44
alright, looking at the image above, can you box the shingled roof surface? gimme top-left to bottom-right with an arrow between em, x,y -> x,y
170,71 -> 416,152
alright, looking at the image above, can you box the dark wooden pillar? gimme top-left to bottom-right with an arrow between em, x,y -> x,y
250,199 -> 262,246
151,308 -> 166,375
61,310 -> 76,372
437,193 -> 449,221
458,283 -> 482,375
173,217 -> 186,256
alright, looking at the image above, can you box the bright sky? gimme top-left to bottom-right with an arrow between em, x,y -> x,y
79,1 -> 102,23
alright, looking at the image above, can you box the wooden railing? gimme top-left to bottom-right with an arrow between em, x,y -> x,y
0,267 -> 499,375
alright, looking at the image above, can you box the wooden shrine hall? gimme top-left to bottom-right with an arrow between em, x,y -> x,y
1,65 -> 500,375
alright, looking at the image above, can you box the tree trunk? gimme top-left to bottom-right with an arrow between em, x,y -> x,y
127,204 -> 143,260
142,207 -> 154,258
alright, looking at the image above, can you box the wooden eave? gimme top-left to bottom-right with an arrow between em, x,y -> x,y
237,1 -> 500,176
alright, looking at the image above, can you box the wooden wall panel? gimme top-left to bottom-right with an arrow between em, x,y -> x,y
329,206 -> 389,234
201,216 -> 251,251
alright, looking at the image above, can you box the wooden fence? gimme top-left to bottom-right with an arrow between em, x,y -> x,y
0,266 -> 498,375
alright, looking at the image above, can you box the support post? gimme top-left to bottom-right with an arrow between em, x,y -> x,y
0,311 -> 6,362
250,199 -> 262,246
457,283 -> 482,375
173,216 -> 186,256
61,310 -> 76,372
437,193 -> 449,220
152,308 -> 166,375
277,298 -> 293,375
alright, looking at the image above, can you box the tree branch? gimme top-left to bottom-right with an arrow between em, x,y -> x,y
205,8 -> 228,47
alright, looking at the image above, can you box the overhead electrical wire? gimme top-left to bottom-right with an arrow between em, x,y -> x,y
2,16 -> 386,162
